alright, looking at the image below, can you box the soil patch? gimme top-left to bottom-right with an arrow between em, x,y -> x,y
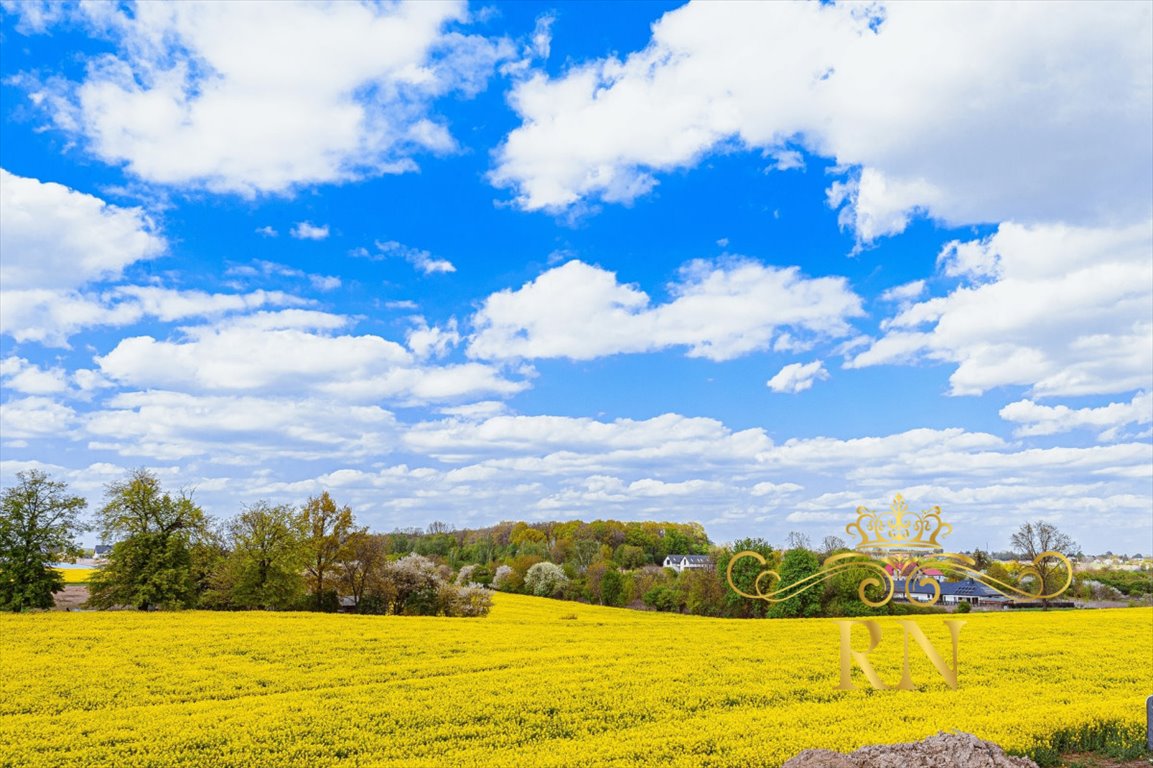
52,584 -> 89,610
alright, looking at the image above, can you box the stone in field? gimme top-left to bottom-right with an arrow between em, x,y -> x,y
782,731 -> 1038,768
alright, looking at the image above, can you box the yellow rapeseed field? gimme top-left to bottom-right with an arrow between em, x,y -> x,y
53,567 -> 96,584
1,595 -> 1149,768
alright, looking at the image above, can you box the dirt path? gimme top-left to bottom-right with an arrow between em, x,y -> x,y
53,585 -> 89,610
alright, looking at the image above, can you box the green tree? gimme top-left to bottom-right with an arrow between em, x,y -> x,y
300,491 -> 357,611
340,531 -> 388,611
87,469 -> 210,611
767,548 -> 821,619
0,470 -> 88,612
680,568 -> 725,616
716,538 -> 775,618
601,568 -> 625,607
212,502 -> 305,610
613,544 -> 647,569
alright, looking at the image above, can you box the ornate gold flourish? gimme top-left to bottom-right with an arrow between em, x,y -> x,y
726,549 -> 1072,607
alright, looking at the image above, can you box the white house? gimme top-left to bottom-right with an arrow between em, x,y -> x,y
663,554 -> 712,572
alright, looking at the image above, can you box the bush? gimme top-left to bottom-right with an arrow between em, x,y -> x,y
524,562 -> 568,597
643,585 -> 681,612
955,601 -> 972,614
491,565 -> 515,591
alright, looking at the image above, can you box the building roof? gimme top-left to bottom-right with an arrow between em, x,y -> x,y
665,554 -> 711,563
894,577 -> 1007,599
94,544 -> 113,555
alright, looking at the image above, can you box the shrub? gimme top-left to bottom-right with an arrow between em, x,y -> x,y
491,565 -> 515,591
524,562 -> 568,597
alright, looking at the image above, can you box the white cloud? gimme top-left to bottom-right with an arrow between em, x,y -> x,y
21,1 -> 511,195
85,391 -> 401,461
374,240 -> 456,275
407,319 -> 461,360
113,287 -> 309,322
95,309 -> 527,404
255,226 -> 278,237
1000,392 -> 1153,441
0,357 -> 70,395
309,275 -> 341,291
751,481 -> 803,496
766,360 -> 829,394
1,286 -> 306,347
404,411 -> 773,467
879,279 -> 925,303
492,2 -> 1152,242
468,259 -> 863,362
1,290 -> 140,347
850,220 -> 1153,397
437,400 -> 509,419
0,169 -> 164,291
227,260 -> 340,291
290,221 -> 330,240
0,397 -> 80,440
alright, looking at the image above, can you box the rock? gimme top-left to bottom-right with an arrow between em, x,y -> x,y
782,731 -> 1038,768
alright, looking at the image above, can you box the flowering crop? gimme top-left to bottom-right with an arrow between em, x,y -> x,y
0,596 -> 1148,767
52,568 -> 96,584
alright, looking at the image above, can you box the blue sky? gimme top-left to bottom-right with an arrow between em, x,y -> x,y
1,0 -> 1150,554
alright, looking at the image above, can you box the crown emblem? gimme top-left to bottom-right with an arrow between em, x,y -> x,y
846,494 -> 951,553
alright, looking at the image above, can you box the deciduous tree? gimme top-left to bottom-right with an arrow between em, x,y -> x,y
1010,520 -> 1078,602
0,470 -> 88,612
716,538 -> 776,618
767,547 -> 822,619
212,502 -> 305,610
300,491 -> 358,611
88,469 -> 210,611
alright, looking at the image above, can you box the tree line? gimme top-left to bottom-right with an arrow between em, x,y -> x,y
3,468 -> 1102,617
0,469 -> 489,616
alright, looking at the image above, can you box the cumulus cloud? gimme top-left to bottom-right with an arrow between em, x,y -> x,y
492,1 -> 1152,241
16,0 -> 511,195
766,360 -> 829,393
0,357 -> 70,395
0,170 -> 317,346
1000,392 -> 1153,441
290,222 -> 330,240
0,169 -> 164,291
0,397 -> 80,441
468,259 -> 863,362
849,220 -> 1153,397
407,319 -> 461,360
95,309 -> 527,404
